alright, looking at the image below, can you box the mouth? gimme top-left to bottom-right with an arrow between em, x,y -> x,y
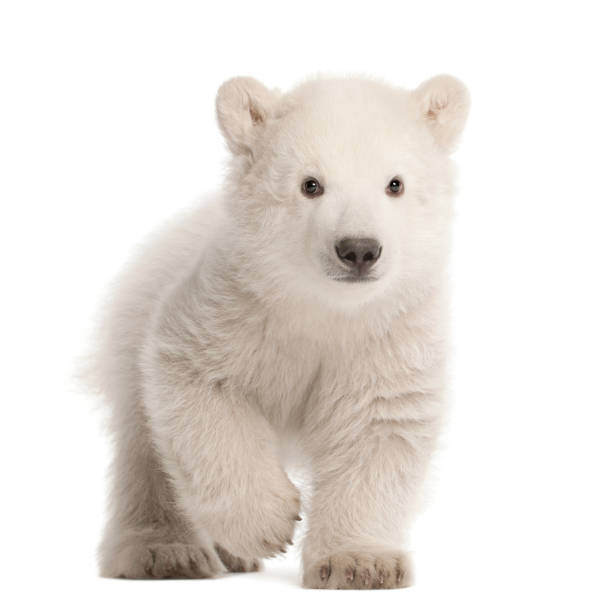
331,274 -> 378,283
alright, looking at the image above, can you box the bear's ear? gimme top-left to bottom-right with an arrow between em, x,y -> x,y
413,75 -> 470,153
216,76 -> 281,157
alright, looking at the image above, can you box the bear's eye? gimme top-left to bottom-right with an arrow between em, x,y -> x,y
386,177 -> 404,196
302,177 -> 324,198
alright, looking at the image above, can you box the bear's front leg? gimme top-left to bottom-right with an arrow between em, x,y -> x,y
143,367 -> 301,565
302,393 -> 441,589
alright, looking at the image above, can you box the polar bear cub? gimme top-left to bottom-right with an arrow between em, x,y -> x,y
90,74 -> 469,588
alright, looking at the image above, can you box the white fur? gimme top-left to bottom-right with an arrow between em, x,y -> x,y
86,74 -> 469,587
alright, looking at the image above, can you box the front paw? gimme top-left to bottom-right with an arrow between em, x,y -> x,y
213,476 -> 301,560
303,551 -> 413,589
250,481 -> 301,558
214,544 -> 262,573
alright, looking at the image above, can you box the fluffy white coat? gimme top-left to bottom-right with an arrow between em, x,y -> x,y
87,74 -> 469,588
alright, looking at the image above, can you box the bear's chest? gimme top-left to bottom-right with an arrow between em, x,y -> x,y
236,329 -> 322,429
234,314 -> 442,430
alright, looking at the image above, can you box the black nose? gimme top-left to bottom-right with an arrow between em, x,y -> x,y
335,237 -> 382,273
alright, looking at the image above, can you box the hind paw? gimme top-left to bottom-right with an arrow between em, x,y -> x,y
102,535 -> 224,579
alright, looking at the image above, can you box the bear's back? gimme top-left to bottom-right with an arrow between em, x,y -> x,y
88,196 -> 227,402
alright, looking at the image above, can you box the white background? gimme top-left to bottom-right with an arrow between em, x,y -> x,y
1,1 -> 595,610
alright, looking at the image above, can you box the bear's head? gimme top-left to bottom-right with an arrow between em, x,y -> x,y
215,75 -> 469,312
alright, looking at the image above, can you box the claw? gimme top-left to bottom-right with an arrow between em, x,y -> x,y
396,559 -> 406,585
